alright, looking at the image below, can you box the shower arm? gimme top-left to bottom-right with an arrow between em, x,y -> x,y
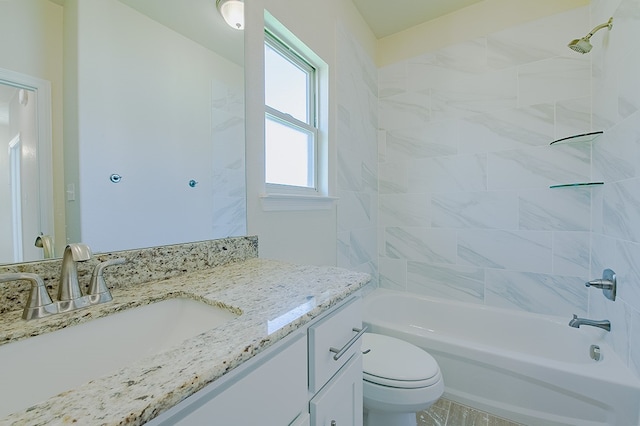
584,18 -> 613,40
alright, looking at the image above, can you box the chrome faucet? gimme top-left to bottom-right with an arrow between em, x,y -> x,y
0,244 -> 126,320
569,314 -> 611,332
57,243 -> 93,311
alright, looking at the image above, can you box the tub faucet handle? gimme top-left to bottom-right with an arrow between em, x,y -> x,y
586,279 -> 613,289
585,269 -> 616,301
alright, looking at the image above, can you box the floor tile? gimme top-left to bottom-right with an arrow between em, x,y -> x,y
417,398 -> 524,426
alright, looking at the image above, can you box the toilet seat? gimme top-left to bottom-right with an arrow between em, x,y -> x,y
362,333 -> 441,389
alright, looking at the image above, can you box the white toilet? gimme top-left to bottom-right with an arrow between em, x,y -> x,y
362,332 -> 444,426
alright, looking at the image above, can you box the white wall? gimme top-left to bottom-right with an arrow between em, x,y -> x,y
245,0 -> 376,266
67,0 -> 245,253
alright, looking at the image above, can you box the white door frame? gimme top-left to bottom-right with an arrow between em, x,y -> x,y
0,68 -> 54,261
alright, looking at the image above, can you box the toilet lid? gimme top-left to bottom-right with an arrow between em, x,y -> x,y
362,333 -> 440,389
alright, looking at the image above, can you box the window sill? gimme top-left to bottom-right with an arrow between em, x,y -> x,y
260,193 -> 338,211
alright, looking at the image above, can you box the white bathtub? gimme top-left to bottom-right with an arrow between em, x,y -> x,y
363,288 -> 640,426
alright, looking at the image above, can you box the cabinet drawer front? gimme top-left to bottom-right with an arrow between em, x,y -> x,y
310,354 -> 363,426
308,297 -> 362,393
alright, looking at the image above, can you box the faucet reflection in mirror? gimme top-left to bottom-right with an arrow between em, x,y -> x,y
34,234 -> 55,259
0,244 -> 126,320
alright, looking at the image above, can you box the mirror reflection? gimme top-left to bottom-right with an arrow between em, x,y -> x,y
0,81 -> 52,263
0,0 -> 246,265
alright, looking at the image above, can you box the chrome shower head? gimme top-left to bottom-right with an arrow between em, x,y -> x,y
568,37 -> 593,54
568,17 -> 613,54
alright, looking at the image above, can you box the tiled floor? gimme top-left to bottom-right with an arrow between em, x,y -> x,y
417,398 -> 525,426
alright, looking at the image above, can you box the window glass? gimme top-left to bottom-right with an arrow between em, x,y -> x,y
264,31 -> 317,190
265,43 -> 309,123
265,116 -> 313,187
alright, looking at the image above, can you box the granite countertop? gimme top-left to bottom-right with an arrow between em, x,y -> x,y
0,258 -> 370,425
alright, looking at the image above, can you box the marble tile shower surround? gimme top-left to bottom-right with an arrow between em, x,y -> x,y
211,77 -> 247,238
375,0 -> 640,378
336,22 -> 379,285
377,6 -> 594,319
589,0 -> 640,377
0,236 -> 258,315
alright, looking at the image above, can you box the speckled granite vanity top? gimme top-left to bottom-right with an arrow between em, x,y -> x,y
0,258 -> 370,425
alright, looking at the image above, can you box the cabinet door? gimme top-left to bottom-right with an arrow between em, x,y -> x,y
310,354 -> 363,426
153,333 -> 307,426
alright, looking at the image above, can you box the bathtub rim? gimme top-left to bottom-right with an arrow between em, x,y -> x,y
362,288 -> 640,426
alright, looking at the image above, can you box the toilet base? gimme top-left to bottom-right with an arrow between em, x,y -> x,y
364,408 -> 416,426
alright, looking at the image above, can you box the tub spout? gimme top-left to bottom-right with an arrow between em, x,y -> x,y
569,314 -> 610,332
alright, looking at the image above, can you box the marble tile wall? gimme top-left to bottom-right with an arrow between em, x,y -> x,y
336,23 -> 379,285
589,0 -> 640,377
378,7 -> 594,318
376,1 -> 640,376
211,77 -> 247,238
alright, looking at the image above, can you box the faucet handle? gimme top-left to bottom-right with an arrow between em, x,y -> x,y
585,279 -> 614,289
88,258 -> 126,304
0,273 -> 57,320
585,269 -> 616,301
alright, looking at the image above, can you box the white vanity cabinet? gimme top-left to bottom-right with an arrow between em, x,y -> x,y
148,330 -> 308,426
147,294 -> 363,426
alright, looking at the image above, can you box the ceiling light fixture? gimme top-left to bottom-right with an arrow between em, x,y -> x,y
216,0 -> 244,30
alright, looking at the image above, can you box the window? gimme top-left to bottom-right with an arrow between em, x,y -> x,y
264,31 -> 318,192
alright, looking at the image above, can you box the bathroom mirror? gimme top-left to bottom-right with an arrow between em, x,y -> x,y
0,0 -> 246,265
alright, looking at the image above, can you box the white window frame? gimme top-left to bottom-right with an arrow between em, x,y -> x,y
264,30 -> 318,192
261,24 -> 336,211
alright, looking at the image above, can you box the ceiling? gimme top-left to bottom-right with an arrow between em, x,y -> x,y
47,1 -> 485,55
118,0 -> 244,65
48,0 -> 243,65
352,0 -> 484,38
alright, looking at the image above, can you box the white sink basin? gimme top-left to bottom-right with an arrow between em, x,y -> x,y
0,298 -> 238,418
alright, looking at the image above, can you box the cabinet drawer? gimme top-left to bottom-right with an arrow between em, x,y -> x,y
310,353 -> 363,426
308,297 -> 363,393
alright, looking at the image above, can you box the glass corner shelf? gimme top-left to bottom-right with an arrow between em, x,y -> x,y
550,131 -> 604,145
550,182 -> 604,189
